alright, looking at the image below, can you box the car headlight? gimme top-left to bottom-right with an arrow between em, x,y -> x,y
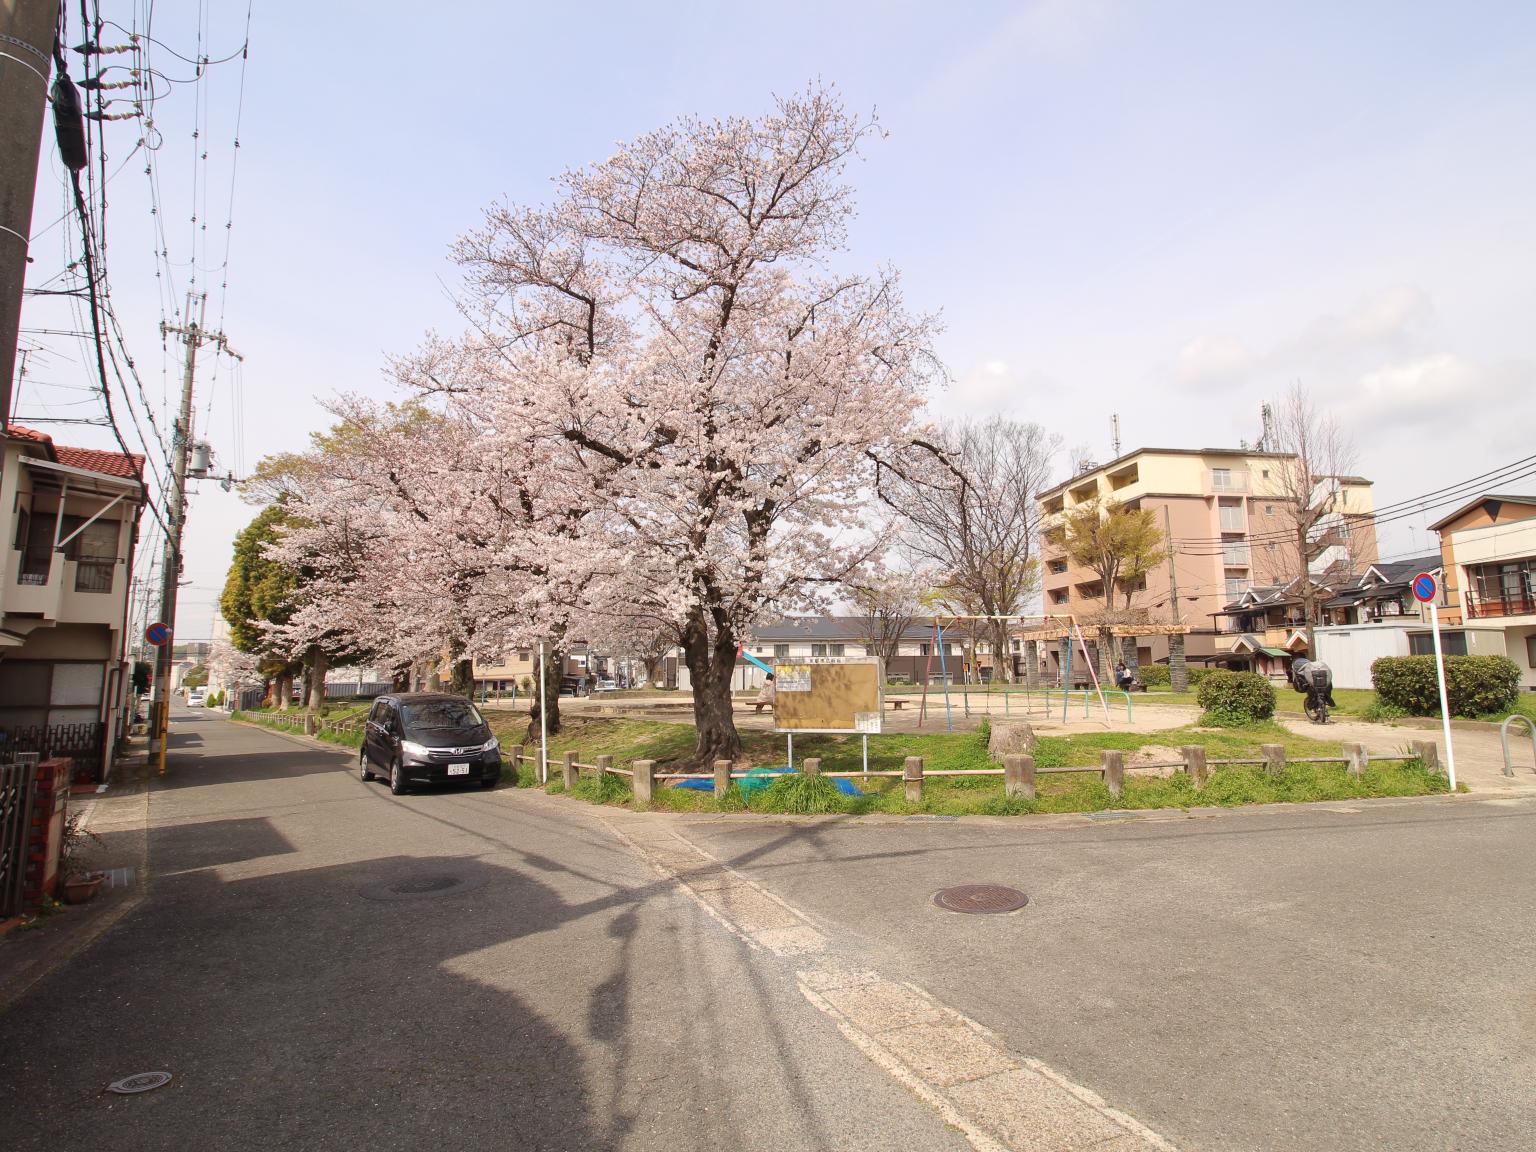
480,738 -> 500,753
401,740 -> 430,759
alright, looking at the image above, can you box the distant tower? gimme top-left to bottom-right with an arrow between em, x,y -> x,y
1259,403 -> 1274,451
1111,413 -> 1122,457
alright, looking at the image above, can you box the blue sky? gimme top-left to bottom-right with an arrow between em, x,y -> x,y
19,0 -> 1536,637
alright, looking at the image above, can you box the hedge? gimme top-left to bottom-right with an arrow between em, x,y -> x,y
1139,664 -> 1171,687
1371,655 -> 1520,718
1196,670 -> 1276,726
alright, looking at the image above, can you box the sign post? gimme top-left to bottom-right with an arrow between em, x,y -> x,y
1412,573 -> 1456,792
144,623 -> 172,776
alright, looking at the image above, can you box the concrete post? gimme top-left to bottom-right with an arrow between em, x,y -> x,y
1004,754 -> 1035,800
1024,640 -> 1039,690
1101,750 -> 1124,798
1058,638 -> 1071,688
1169,633 -> 1188,693
803,757 -> 821,776
1182,745 -> 1207,789
633,759 -> 654,805
510,745 -> 524,781
1261,744 -> 1285,778
713,759 -> 732,799
304,714 -> 318,736
596,754 -> 612,780
563,750 -> 578,790
1344,742 -> 1368,777
904,756 -> 924,803
1411,740 -> 1441,775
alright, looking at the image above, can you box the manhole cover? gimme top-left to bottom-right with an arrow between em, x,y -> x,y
107,1071 -> 172,1095
933,885 -> 1029,915
360,872 -> 488,902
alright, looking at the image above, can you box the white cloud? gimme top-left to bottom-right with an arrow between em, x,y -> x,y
1343,353 -> 1531,432
1175,335 -> 1253,389
936,358 -> 1054,416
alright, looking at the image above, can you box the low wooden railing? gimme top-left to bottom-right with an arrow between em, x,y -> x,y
504,739 -> 1444,804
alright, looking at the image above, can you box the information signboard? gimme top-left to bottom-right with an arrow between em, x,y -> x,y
771,657 -> 884,735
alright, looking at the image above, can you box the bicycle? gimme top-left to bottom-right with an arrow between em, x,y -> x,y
1304,687 -> 1329,725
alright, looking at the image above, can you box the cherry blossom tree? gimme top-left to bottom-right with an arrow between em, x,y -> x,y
397,85 -> 945,765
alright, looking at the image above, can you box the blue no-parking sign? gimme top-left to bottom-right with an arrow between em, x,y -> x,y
145,622 -> 171,647
1412,572 -> 1437,603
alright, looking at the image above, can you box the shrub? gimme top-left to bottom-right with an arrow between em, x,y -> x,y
1196,670 -> 1276,726
1360,699 -> 1407,723
1139,664 -> 1170,687
1371,655 -> 1520,718
1186,667 -> 1213,687
754,771 -> 846,814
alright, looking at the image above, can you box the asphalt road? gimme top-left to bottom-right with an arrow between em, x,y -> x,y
5,710 -> 1533,1151
0,709 -> 970,1152
671,796 -> 1536,1151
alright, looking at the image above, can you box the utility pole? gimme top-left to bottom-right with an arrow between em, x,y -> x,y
0,0 -> 60,430
149,293 -> 238,774
1162,504 -> 1181,624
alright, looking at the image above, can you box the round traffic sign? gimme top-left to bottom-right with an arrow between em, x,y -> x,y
145,622 -> 171,646
1411,572 -> 1437,604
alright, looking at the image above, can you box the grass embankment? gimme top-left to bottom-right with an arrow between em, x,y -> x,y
492,715 -> 1450,816
233,701 -> 372,749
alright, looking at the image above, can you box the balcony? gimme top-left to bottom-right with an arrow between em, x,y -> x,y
1205,470 -> 1250,495
1465,592 -> 1536,620
5,549 -> 65,618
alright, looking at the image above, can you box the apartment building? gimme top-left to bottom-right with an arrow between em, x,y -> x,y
1038,447 -> 1377,668
1429,493 -> 1536,689
1,426 -> 147,782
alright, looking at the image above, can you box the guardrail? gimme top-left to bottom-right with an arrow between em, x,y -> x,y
1501,715 -> 1535,777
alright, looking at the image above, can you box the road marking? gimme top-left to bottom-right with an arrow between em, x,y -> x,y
600,813 -> 1178,1152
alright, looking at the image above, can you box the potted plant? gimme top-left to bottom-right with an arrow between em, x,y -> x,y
59,811 -> 107,905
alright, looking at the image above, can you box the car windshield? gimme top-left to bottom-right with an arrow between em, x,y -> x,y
401,699 -> 485,730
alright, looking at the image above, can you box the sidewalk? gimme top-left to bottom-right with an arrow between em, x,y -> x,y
0,751 -> 151,1013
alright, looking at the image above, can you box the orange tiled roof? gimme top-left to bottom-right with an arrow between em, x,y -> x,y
8,424 -> 145,481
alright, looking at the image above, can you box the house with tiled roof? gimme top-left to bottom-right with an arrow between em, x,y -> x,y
1,425 -> 147,782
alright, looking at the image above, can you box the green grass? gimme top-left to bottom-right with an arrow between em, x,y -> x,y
501,715 -> 1450,816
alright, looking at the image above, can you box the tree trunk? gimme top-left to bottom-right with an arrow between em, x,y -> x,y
1299,526 -> 1317,657
680,615 -> 742,770
391,664 -> 411,692
1097,626 -> 1117,685
525,641 -> 563,742
990,619 -> 1015,683
450,657 -> 475,698
307,645 -> 327,712
275,672 -> 292,711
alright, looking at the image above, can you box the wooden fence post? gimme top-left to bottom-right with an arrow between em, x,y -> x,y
1004,754 -> 1035,800
633,759 -> 654,805
563,750 -> 578,790
803,757 -> 821,776
1101,750 -> 1124,798
596,754 -> 612,780
1182,745 -> 1207,789
1344,742 -> 1368,777
1411,740 -> 1441,775
713,759 -> 732,800
904,756 -> 924,803
510,745 -> 524,780
1261,744 -> 1285,778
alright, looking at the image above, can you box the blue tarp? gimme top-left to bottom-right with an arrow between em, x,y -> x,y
672,766 -> 864,796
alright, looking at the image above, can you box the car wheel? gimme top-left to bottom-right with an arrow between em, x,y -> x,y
389,759 -> 408,796
359,748 -> 375,782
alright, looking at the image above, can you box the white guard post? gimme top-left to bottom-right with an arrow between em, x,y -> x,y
538,638 -> 549,784
1428,601 -> 1457,791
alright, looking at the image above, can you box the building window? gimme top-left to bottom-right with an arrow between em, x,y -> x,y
1527,635 -> 1536,667
811,643 -> 844,657
812,644 -> 827,657
773,644 -> 789,658
830,643 -> 844,657
1225,576 -> 1248,599
1050,589 -> 1069,605
1047,559 -> 1067,575
64,518 -> 118,593
1409,631 -> 1468,657
1218,499 -> 1244,532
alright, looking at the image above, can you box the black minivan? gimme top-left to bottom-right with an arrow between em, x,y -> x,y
359,693 -> 502,795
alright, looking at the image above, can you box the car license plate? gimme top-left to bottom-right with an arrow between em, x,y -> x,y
447,763 -> 470,775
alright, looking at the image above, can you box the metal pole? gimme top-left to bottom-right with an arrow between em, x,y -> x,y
538,638 -> 549,784
787,732 -> 793,770
862,734 -> 868,783
1429,602 -> 1457,791
936,619 -> 954,733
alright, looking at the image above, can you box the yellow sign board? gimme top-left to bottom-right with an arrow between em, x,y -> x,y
771,658 -> 884,734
